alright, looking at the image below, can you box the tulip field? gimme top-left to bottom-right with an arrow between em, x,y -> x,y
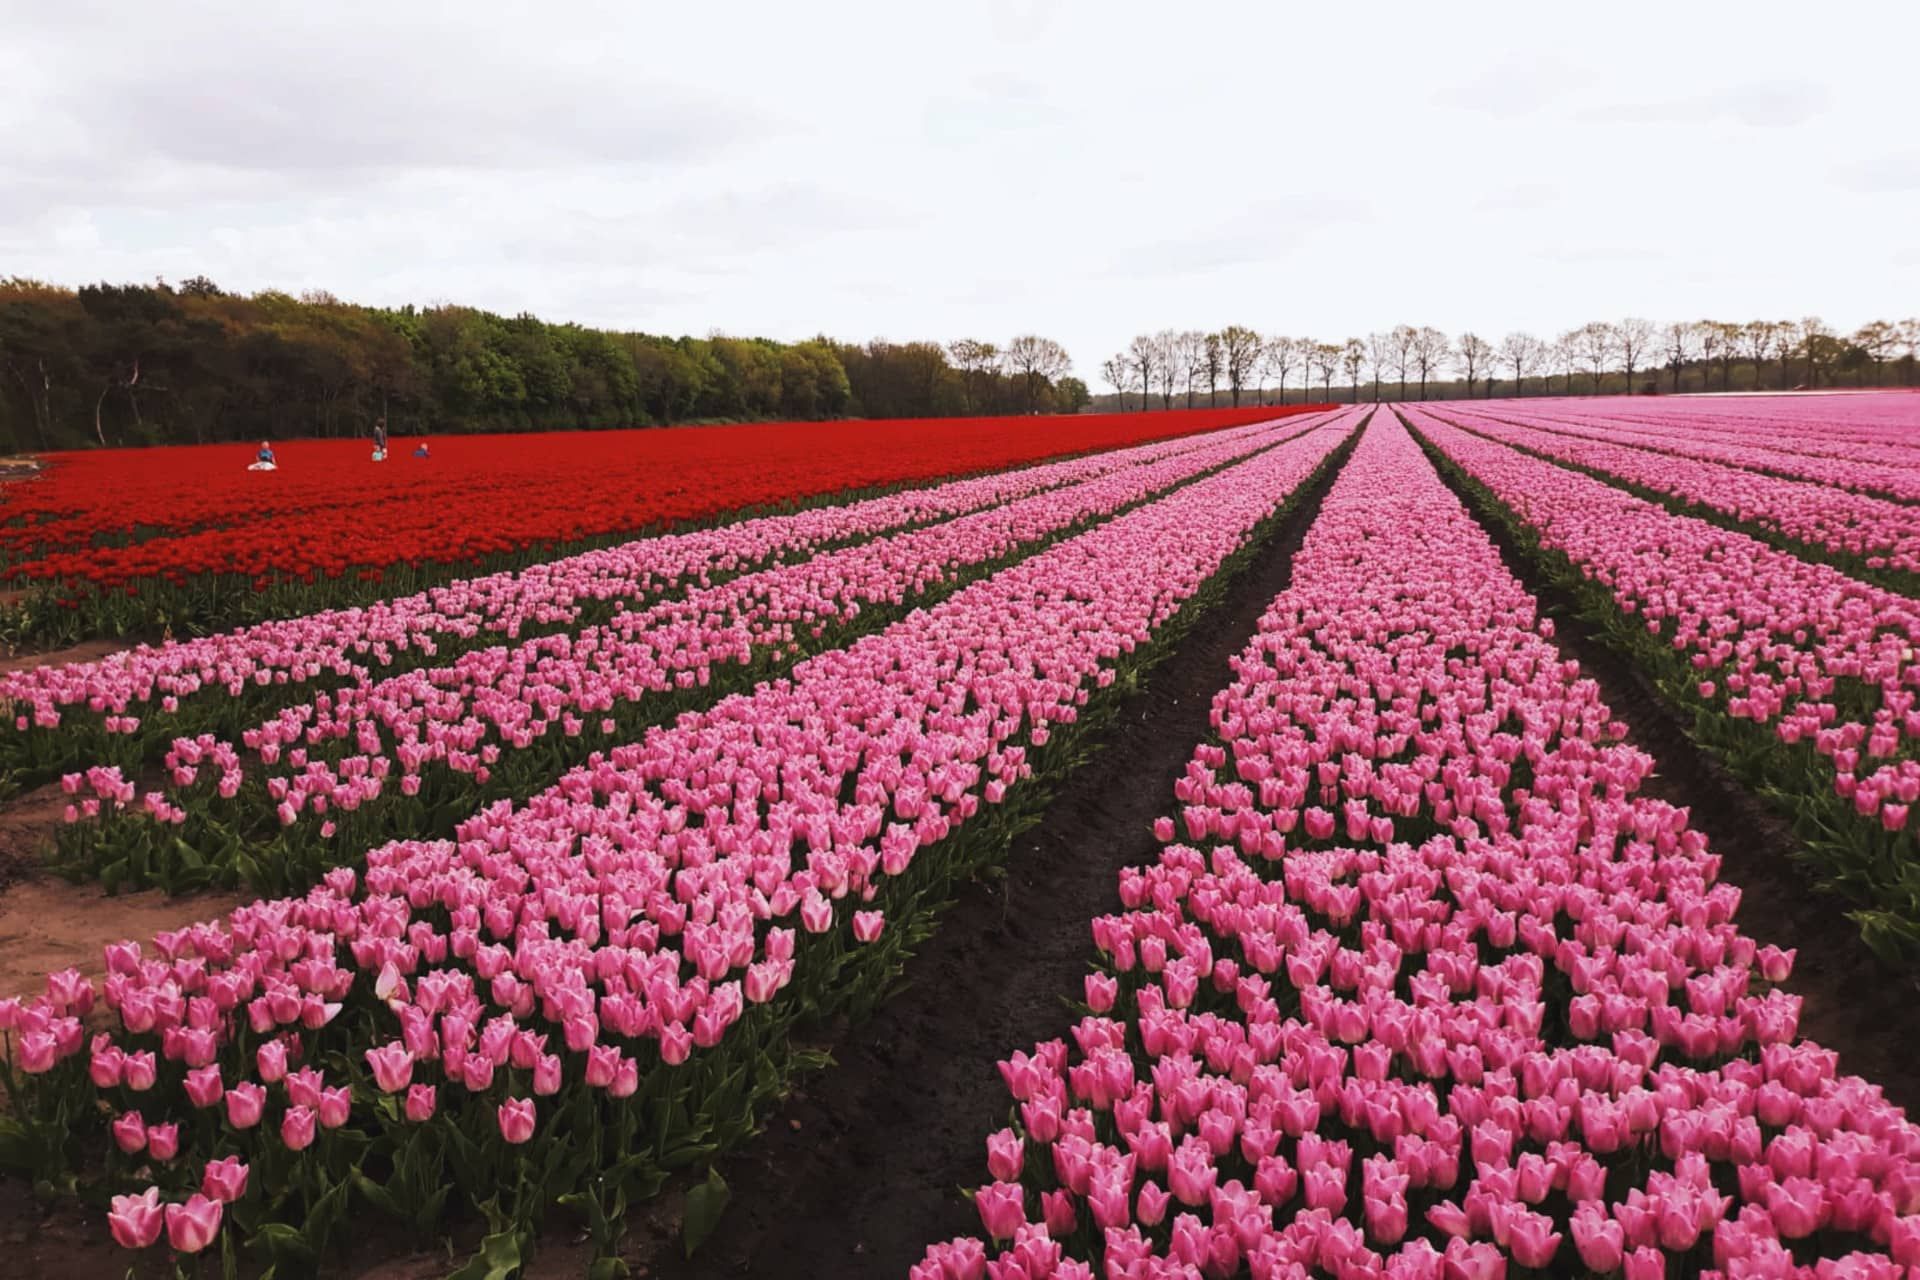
0,408 -> 1280,646
3,396 -> 1920,1278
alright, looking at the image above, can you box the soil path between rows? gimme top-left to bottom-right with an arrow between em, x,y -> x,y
635,423 -> 1358,1280
1407,412 -> 1920,1115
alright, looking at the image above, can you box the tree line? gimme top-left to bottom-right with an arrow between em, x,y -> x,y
1098,318 -> 1920,409
0,277 -> 1090,451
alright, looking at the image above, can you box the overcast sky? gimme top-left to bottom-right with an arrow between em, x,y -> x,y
3,0 -> 1915,379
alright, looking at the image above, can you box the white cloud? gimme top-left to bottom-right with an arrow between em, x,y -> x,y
2,0 -> 1916,376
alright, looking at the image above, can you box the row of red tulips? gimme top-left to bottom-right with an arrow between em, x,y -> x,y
0,412 -> 1366,1275
916,413 -> 1918,1280
0,409 -> 1295,644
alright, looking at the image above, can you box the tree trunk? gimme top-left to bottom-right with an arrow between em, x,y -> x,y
94,384 -> 111,447
124,358 -> 144,429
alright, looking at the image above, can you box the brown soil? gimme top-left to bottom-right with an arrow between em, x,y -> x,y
0,877 -> 252,1002
0,638 -> 126,675
0,778 -> 248,1280
0,778 -> 250,1006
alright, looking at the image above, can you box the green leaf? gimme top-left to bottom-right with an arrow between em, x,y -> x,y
248,1223 -> 316,1268
0,1116 -> 45,1173
681,1167 -> 731,1258
447,1229 -> 525,1280
353,1172 -> 403,1219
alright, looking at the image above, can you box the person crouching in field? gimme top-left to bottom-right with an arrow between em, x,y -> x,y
248,440 -> 277,472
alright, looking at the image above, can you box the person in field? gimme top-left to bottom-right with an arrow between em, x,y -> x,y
248,440 -> 277,472
413,440 -> 430,459
371,417 -> 388,462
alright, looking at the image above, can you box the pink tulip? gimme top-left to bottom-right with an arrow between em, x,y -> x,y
498,1097 -> 536,1144
280,1105 -> 317,1152
111,1110 -> 147,1154
145,1122 -> 180,1163
974,1182 -> 1026,1241
405,1084 -> 438,1122
164,1193 -> 223,1254
202,1156 -> 249,1204
365,1042 -> 413,1093
851,910 -> 885,943
225,1081 -> 266,1129
183,1064 -> 224,1108
122,1050 -> 157,1091
317,1085 -> 351,1128
106,1187 -> 164,1249
985,1129 -> 1023,1182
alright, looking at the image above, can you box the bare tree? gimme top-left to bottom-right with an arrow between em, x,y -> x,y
1616,317 -> 1654,394
1411,327 -> 1450,400
1004,334 -> 1071,412
1552,332 -> 1580,395
1217,325 -> 1263,407
1153,329 -> 1182,408
1499,332 -> 1544,397
1854,321 -> 1898,386
1263,336 -> 1301,406
1365,332 -> 1393,401
1742,320 -> 1783,391
947,338 -> 1000,414
1100,353 -> 1130,412
1720,326 -> 1751,391
1311,343 -> 1340,400
1126,333 -> 1160,410
1792,317 -> 1835,387
1663,321 -> 1701,393
1454,332 -> 1492,399
1899,319 -> 1920,387
1201,333 -> 1224,406
1341,339 -> 1366,404
1576,322 -> 1617,394
1174,330 -> 1208,407
1389,325 -> 1417,399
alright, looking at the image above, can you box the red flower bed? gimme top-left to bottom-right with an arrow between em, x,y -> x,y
0,410 -> 1305,593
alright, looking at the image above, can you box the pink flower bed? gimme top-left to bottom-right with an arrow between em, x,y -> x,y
0,410 -> 1364,1265
1404,405 -> 1920,834
1433,405 -> 1920,575
917,415 -> 1918,1280
1493,400 -> 1920,503
58,416 -> 1335,873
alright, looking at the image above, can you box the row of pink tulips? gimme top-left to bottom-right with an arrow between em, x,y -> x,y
2,416 -> 1302,778
1531,395 -> 1920,449
0,410 -> 1364,1270
1494,402 -> 1920,502
1402,405 -> 1920,960
55,416 -> 1336,892
1432,406 -> 1920,575
917,413 -> 1918,1280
